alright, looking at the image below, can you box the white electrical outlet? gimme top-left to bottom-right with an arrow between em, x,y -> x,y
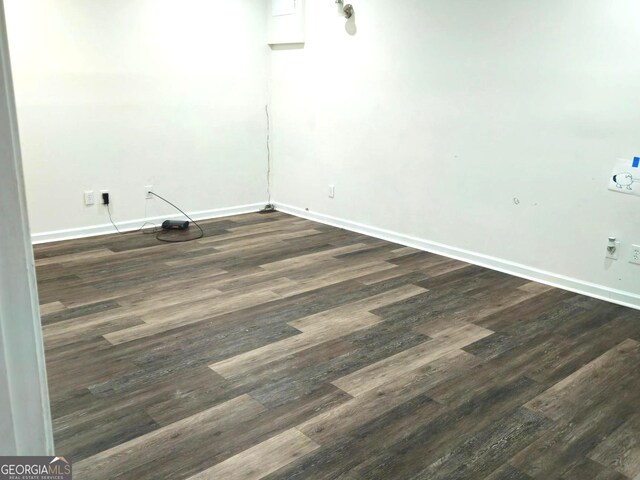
630,245 -> 640,265
100,190 -> 109,204
328,184 -> 335,198
84,190 -> 95,206
145,185 -> 153,199
605,238 -> 620,260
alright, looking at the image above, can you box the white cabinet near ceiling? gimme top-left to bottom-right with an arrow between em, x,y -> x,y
268,0 -> 305,45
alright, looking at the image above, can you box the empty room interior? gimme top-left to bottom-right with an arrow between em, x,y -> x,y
2,0 -> 640,478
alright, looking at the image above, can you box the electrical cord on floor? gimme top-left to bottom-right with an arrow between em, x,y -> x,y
149,192 -> 204,243
106,193 -> 204,243
107,203 -> 160,235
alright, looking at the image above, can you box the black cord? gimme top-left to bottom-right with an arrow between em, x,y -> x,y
106,203 -> 124,234
149,192 -> 204,243
106,193 -> 203,242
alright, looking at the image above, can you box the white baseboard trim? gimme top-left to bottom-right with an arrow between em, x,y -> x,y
275,203 -> 640,311
31,203 -> 265,244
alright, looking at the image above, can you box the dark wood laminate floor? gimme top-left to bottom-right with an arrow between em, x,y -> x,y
34,212 -> 640,479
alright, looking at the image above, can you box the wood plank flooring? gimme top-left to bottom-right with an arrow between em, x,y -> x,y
34,211 -> 640,479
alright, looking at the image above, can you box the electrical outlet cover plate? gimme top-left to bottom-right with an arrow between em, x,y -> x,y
84,190 -> 95,206
328,184 -> 335,198
145,185 -> 153,199
631,245 -> 640,265
606,241 -> 620,260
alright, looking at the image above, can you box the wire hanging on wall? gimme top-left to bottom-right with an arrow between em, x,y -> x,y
259,104 -> 276,214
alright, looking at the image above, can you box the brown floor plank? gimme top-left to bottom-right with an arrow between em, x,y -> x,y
74,394 -> 266,480
187,428 -> 320,480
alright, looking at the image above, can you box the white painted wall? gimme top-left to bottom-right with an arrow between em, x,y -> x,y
3,0 -> 640,306
5,0 -> 269,238
270,0 -> 640,307
0,0 -> 53,455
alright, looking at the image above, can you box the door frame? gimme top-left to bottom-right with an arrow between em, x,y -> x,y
0,0 -> 54,455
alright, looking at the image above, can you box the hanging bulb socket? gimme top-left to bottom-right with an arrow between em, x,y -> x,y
335,0 -> 354,18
